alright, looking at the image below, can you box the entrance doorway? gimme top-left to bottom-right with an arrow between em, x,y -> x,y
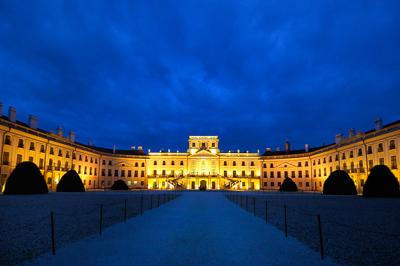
199,180 -> 207,190
191,181 -> 195,189
212,181 -> 216,189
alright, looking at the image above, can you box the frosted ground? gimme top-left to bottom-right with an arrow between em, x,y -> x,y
28,192 -> 335,266
0,191 -> 173,265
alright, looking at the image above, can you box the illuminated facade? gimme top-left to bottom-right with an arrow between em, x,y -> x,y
0,104 -> 399,192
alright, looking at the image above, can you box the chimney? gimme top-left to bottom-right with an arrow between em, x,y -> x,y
68,131 -> 76,142
8,106 -> 16,122
284,141 -> 291,152
335,134 -> 343,144
374,117 -> 382,131
56,126 -> 63,137
305,144 -> 309,152
113,144 -> 116,154
28,115 -> 38,129
138,146 -> 143,150
348,128 -> 356,137
0,102 -> 3,117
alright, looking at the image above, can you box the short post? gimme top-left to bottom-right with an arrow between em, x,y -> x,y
140,195 -> 144,215
124,199 -> 127,223
317,214 -> 324,259
99,204 -> 103,235
253,197 -> 256,216
265,200 -> 268,224
50,211 -> 55,255
284,204 -> 287,237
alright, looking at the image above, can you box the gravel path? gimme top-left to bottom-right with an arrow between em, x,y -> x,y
28,192 -> 336,266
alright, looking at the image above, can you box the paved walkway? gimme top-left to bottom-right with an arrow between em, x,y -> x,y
30,192 -> 337,265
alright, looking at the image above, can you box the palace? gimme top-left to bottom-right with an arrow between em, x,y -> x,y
0,104 -> 399,192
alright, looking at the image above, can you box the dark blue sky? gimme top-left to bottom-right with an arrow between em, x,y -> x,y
0,1 -> 399,152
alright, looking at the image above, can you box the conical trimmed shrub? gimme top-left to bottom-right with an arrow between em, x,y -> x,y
363,165 -> 400,197
56,170 -> 85,192
280,177 -> 298,192
3,161 -> 48,195
323,170 -> 357,195
111,179 -> 129,190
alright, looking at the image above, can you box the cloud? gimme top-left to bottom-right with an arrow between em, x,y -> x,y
0,0 -> 399,151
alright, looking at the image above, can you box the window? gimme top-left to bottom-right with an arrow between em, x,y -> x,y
39,158 -> 44,169
298,162 -> 302,167
367,146 -> 372,154
379,158 -> 384,165
250,161 -> 254,166
349,151 -> 354,158
241,170 -> 245,176
134,162 -> 138,167
223,161 -> 227,166
134,170 -> 138,177
153,170 -> 157,176
343,163 -> 347,170
180,161 -> 184,166
305,170 -> 309,177
368,160 -> 373,170
277,171 -> 281,178
224,170 -> 227,177
29,142 -> 35,151
323,158 -> 326,163
212,143 -> 215,147
350,162 -> 355,173
305,161 -> 309,167
359,160 -> 364,173
162,161 -> 166,166
94,168 -> 97,176
284,171 -> 288,178
90,157 -> 93,163
108,160 -> 112,166
291,171 -> 295,178
101,169 -> 106,176
66,152 -> 70,158
58,149 -> 62,157
329,156 -> 332,163
389,140 -> 396,150
72,153 -> 76,159
127,170 -> 132,177
16,154 -> 23,165
162,170 -> 166,176
358,148 -> 363,156
79,155 -> 82,161
102,160 -> 106,165
18,139 -> 24,148
89,167 -> 92,175
298,171 -> 302,178
114,170 -> 119,177
270,172 -> 274,178
271,182 -> 275,187
171,161 -> 175,166
40,145 -> 45,153
241,161 -> 245,166
3,152 -> 10,165
306,182 -> 310,187
192,143 -> 195,147
377,143 -> 384,152
270,163 -> 274,168
141,171 -> 145,177
4,135 -> 11,145
78,165 -> 82,174
263,172 -> 267,178
64,161 -> 69,170
391,156 -> 397,169
233,161 -> 236,166
335,154 -> 339,161
84,166 -> 87,174
233,170 -> 237,177
263,163 -> 267,168
85,156 -> 88,162
342,153 -> 346,160
108,169 -> 112,176
121,170 -> 125,177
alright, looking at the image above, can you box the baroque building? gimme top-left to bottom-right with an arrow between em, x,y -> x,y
0,104 -> 399,192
